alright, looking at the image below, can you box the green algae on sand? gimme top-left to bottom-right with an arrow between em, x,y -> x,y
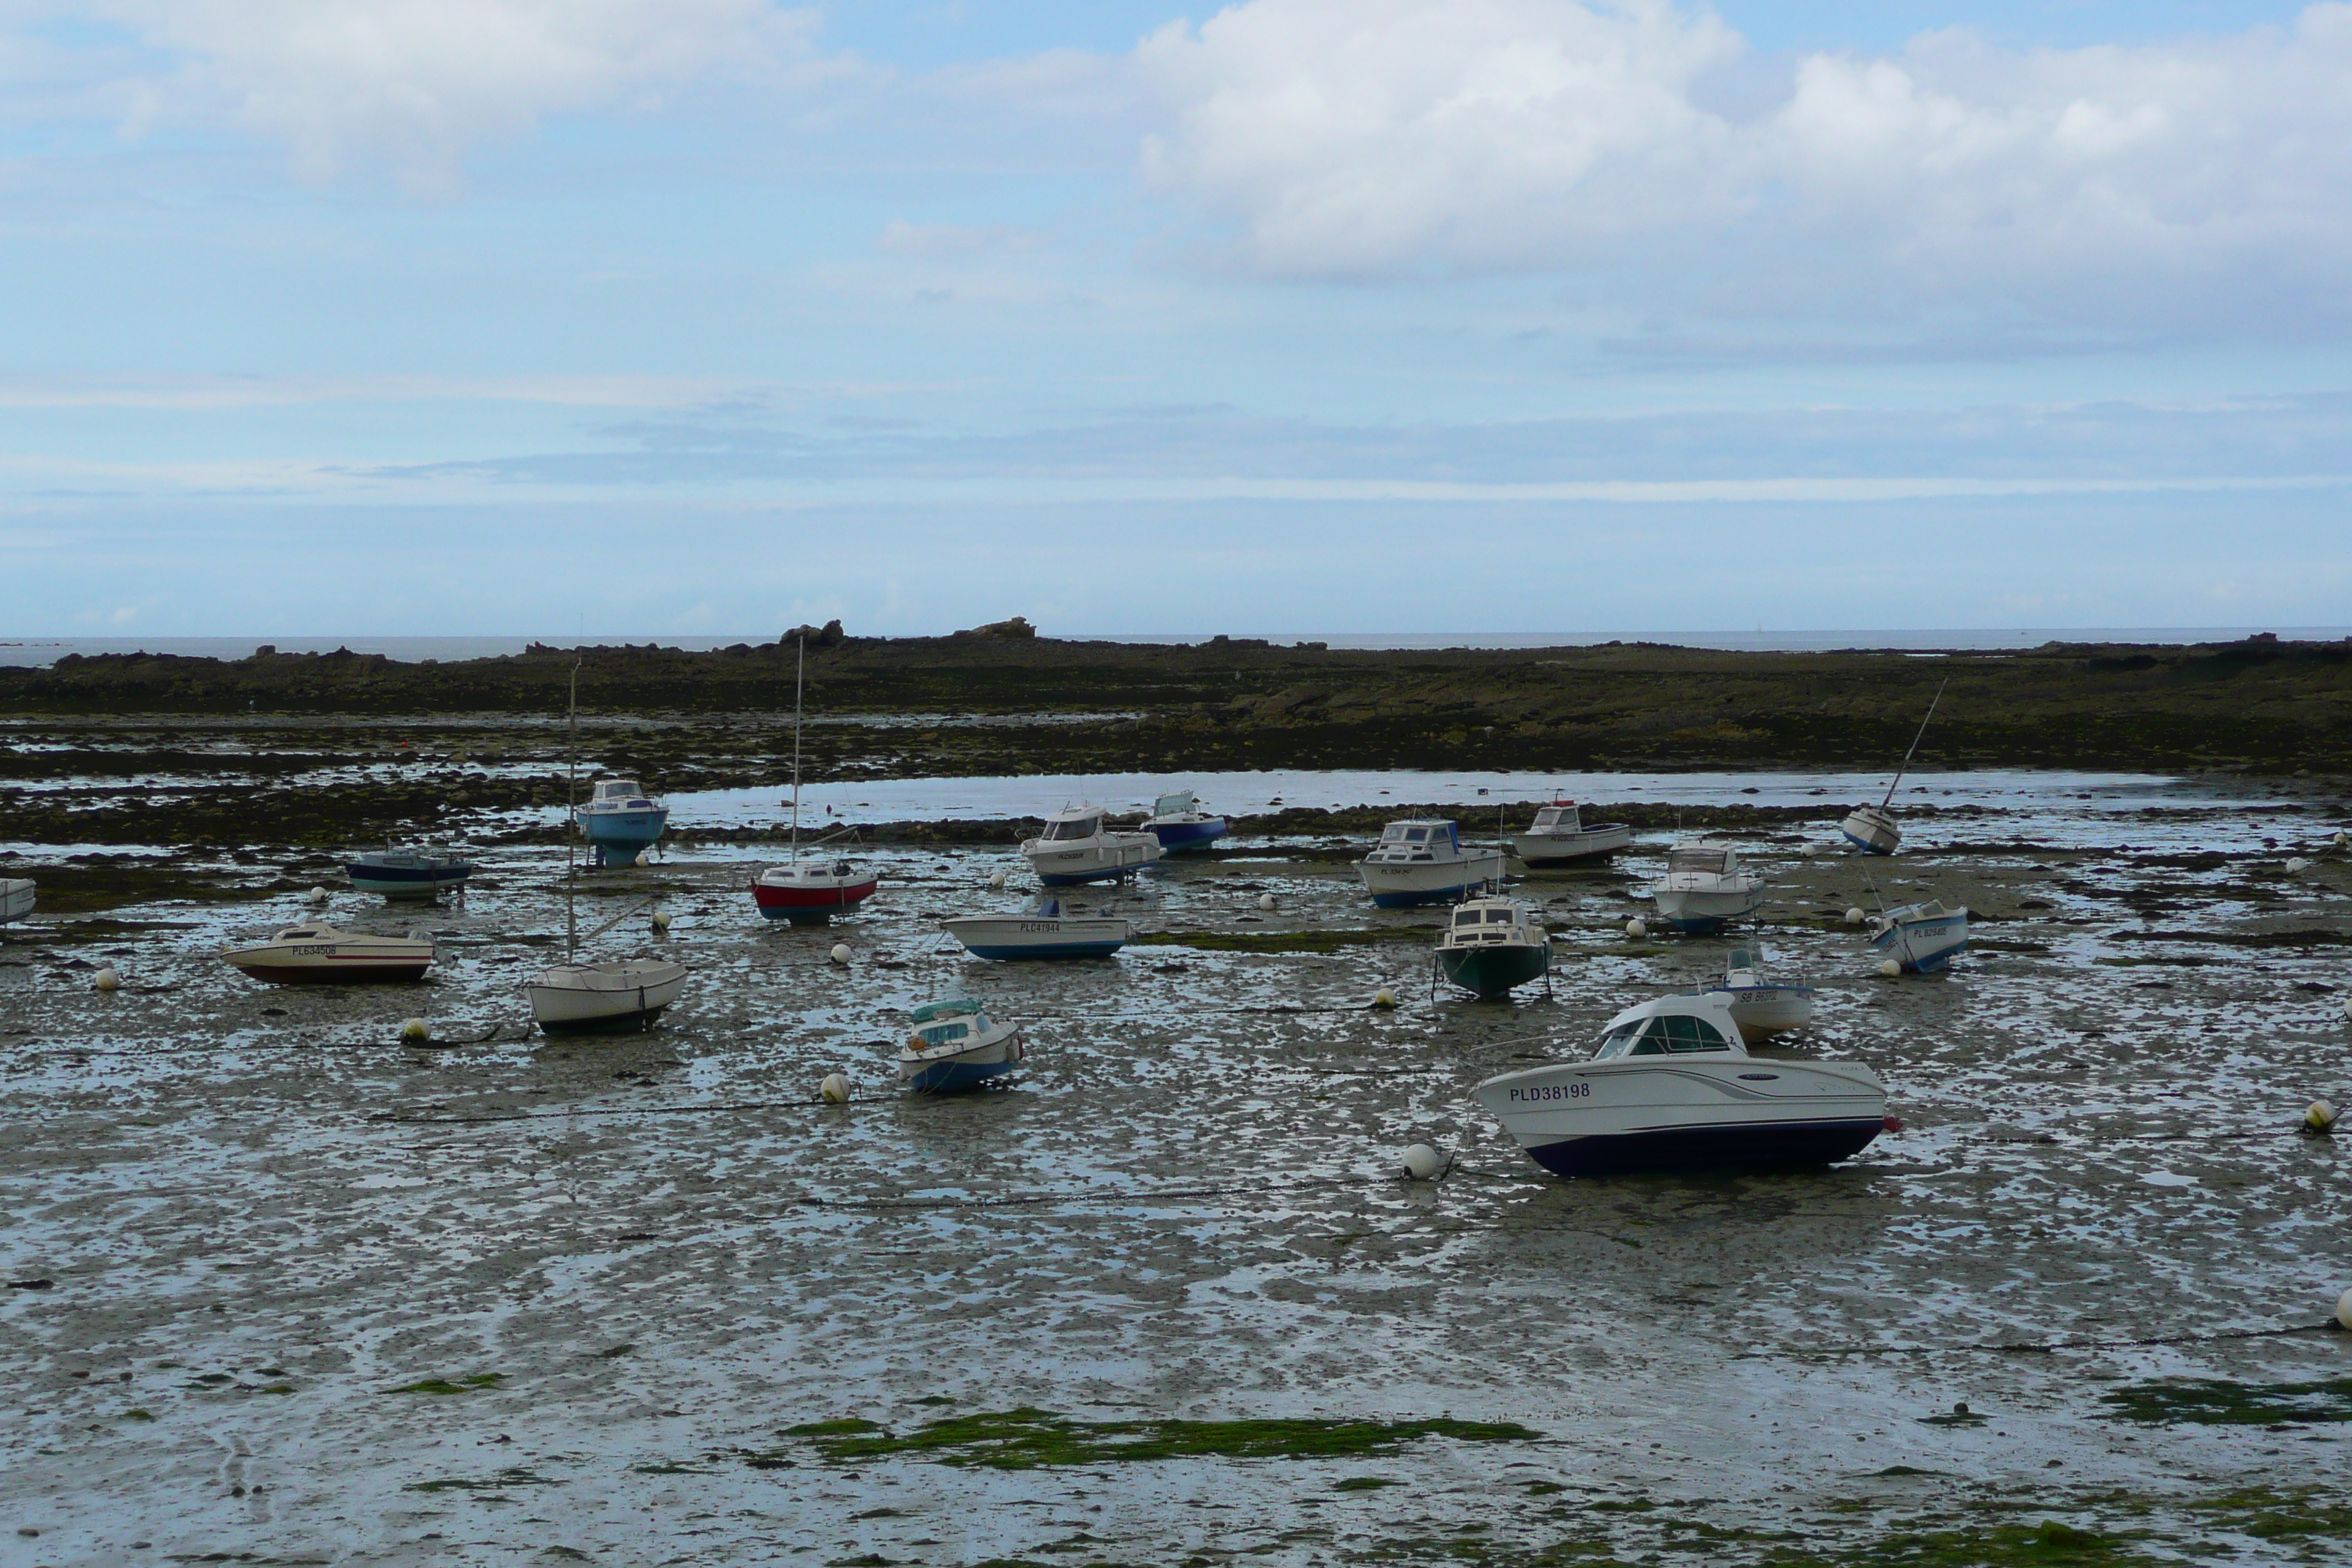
2098,1375 -> 2352,1425
387,1372 -> 505,1395
781,1408 -> 1540,1469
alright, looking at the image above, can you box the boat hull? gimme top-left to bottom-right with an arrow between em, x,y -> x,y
0,879 -> 32,924
1713,984 -> 1817,1040
347,859 -> 475,899
941,915 -> 1128,960
580,808 -> 668,867
1651,885 -> 1764,933
1510,825 -> 1633,865
753,875 -> 879,924
897,1030 -> 1024,1093
1476,1057 -> 1887,1177
1358,852 -> 1507,909
1872,908 -> 1969,973
1840,805 -> 1900,856
1024,837 -> 1162,885
527,962 -> 689,1034
1436,942 -> 1550,999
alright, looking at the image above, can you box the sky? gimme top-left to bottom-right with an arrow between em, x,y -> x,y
0,0 -> 2347,639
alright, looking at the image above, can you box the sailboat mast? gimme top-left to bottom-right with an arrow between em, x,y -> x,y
1879,678 -> 1948,811
789,633 -> 805,863
565,659 -> 580,961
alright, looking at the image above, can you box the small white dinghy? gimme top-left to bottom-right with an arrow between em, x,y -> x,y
1473,990 -> 1890,1177
1649,840 -> 1765,933
0,878 -> 33,925
1021,804 -> 1162,886
1510,801 -> 1632,866
222,923 -> 435,984
1703,943 -> 1817,1041
1869,899 -> 1969,973
897,998 -> 1026,1093
527,958 -> 689,1035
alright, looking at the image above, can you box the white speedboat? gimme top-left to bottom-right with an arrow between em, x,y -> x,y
0,878 -> 32,925
1649,841 -> 1765,933
897,998 -> 1025,1093
1357,819 -> 1507,908
1704,943 -> 1817,1041
1473,991 -> 1890,1177
222,923 -> 435,984
1510,801 -> 1632,866
1870,900 -> 1968,973
1840,679 -> 1947,856
527,958 -> 690,1034
1138,788 -> 1228,853
1021,804 -> 1161,886
941,897 -> 1128,960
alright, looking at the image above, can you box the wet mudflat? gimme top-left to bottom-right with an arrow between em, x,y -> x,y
3,769 -> 2350,1566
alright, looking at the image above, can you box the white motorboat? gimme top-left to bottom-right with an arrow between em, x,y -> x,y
1649,840 -> 1765,933
1473,991 -> 1890,1177
1433,896 -> 1551,1000
0,878 -> 32,925
1703,943 -> 1817,1041
222,923 -> 435,984
1869,899 -> 1969,973
527,958 -> 690,1034
1510,801 -> 1633,866
1357,819 -> 1507,908
942,897 -> 1128,960
1138,788 -> 1228,853
752,631 -> 878,924
897,998 -> 1026,1093
1021,804 -> 1162,886
1840,679 -> 1947,856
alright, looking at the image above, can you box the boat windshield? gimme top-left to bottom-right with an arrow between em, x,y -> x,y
1043,815 -> 1098,842
1727,946 -> 1760,970
1533,806 -> 1577,830
919,1021 -> 970,1047
1153,791 -> 1195,818
1453,908 -> 1484,927
1591,1012 -> 1733,1059
1667,848 -> 1730,875
595,780 -> 641,799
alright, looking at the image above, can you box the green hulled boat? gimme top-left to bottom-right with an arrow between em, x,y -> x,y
1434,897 -> 1551,1000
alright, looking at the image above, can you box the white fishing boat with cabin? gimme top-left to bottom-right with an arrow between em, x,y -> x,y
1649,840 -> 1765,934
1473,990 -> 1891,1177
1433,895 -> 1551,1000
1703,943 -> 1817,1041
1869,899 -> 1969,973
1021,804 -> 1162,886
1357,819 -> 1507,908
1510,801 -> 1633,866
1841,679 -> 1947,856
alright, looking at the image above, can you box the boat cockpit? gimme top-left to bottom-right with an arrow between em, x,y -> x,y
1040,809 -> 1106,842
1591,1008 -> 1740,1059
1373,821 -> 1459,860
1531,803 -> 1583,832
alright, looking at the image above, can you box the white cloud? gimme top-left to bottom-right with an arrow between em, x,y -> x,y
88,0 -> 823,191
1136,0 -> 2352,329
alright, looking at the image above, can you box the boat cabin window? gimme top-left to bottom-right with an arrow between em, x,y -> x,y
1667,848 -> 1729,875
595,780 -> 641,800
1044,815 -> 1098,841
919,1021 -> 970,1047
1380,824 -> 1410,845
1593,1012 -> 1733,1058
1454,909 -> 1482,927
1727,947 -> 1760,970
1405,827 -> 1430,843
1532,807 -> 1562,829
1489,908 -> 1518,924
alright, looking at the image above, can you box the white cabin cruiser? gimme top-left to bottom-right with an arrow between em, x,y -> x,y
1510,801 -> 1633,866
0,878 -> 32,925
1474,991 -> 1890,1177
1703,943 -> 1817,1041
1649,841 -> 1765,934
1869,899 -> 1969,973
1357,820 -> 1507,909
222,923 -> 435,984
1021,804 -> 1161,886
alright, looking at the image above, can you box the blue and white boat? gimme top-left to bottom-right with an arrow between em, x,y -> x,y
896,998 -> 1025,1093
346,847 -> 477,900
1357,819 -> 1507,908
1139,788 -> 1228,853
1869,899 -> 1969,973
941,897 -> 1128,960
1020,804 -> 1161,886
576,778 -> 668,867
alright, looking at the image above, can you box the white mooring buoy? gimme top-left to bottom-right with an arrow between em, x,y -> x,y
399,1017 -> 430,1044
1402,1143 -> 1445,1181
93,965 -> 121,992
989,870 -> 1008,890
2338,1288 -> 2352,1332
819,1072 -> 851,1105
2306,1098 -> 2340,1134
2285,856 -> 2311,874
1844,906 -> 1866,926
651,908 -> 671,935
1258,892 -> 1276,911
306,885 -> 329,905
1878,958 -> 1903,979
829,943 -> 851,966
1624,916 -> 1647,939
1372,986 -> 1398,1010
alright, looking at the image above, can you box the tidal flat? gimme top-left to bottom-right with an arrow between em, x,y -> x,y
2,723 -> 2351,1563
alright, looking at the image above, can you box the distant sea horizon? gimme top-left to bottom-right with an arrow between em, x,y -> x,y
0,627 -> 2345,669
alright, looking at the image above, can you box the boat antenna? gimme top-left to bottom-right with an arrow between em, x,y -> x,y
1879,678 -> 1948,811
790,633 -> 805,865
565,657 -> 581,962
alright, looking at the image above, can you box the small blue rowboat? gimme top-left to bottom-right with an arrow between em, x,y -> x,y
576,778 -> 668,867
1139,789 -> 1228,852
347,848 -> 477,900
1870,900 -> 1968,973
896,998 -> 1025,1093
